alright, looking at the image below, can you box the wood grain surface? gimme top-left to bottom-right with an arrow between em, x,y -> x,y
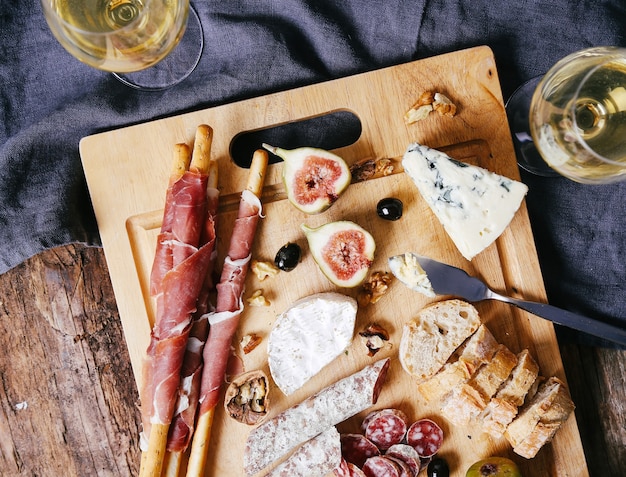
75,46 -> 596,475
0,244 -> 624,476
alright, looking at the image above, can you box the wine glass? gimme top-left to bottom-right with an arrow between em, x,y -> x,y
40,0 -> 203,91
507,47 -> 626,184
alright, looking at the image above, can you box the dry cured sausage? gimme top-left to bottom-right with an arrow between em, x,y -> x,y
266,426 -> 341,477
362,456 -> 402,477
244,358 -> 390,476
385,443 -> 422,476
340,433 -> 380,468
406,418 -> 444,458
362,408 -> 408,450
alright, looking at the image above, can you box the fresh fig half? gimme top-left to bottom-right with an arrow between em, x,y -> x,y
262,144 -> 351,214
302,221 -> 375,288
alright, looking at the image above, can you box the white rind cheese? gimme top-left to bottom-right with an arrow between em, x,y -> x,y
268,292 -> 357,396
402,143 -> 528,260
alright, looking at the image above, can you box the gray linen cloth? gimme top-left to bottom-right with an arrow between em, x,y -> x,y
1,0 -> 624,345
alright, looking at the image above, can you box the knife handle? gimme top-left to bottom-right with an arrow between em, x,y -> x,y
497,295 -> 626,346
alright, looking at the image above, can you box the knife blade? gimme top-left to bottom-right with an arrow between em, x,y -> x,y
388,253 -> 626,346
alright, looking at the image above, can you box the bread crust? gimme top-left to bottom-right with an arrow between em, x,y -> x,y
399,299 -> 481,381
402,303 -> 575,460
417,324 -> 498,402
440,344 -> 518,426
481,349 -> 539,437
504,376 -> 575,458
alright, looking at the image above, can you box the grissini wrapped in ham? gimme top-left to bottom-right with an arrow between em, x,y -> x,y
243,358 -> 390,477
185,149 -> 269,477
139,126 -> 216,477
162,160 -> 220,474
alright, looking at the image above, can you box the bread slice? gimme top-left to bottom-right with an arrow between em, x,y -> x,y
399,299 -> 481,380
440,344 -> 518,426
480,349 -> 540,438
504,376 -> 575,458
417,324 -> 499,402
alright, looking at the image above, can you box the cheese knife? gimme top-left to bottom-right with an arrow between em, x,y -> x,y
388,253 -> 626,346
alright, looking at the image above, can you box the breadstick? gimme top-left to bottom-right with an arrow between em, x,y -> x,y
185,149 -> 268,477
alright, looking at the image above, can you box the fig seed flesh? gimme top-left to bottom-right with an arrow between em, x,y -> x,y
262,144 -> 351,214
302,221 -> 375,288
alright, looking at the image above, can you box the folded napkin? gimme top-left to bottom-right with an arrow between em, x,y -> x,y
1,0 -> 624,345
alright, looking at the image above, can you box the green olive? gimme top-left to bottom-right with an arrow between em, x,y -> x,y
466,457 -> 522,477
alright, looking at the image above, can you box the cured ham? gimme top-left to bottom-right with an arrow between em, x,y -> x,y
165,167 -> 219,457
139,125 -> 216,477
199,188 -> 264,413
185,150 -> 269,476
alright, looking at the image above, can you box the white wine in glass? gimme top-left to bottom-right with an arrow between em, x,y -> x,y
41,0 -> 202,89
529,47 -> 626,184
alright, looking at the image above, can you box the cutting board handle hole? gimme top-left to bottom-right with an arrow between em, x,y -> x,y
229,109 -> 362,168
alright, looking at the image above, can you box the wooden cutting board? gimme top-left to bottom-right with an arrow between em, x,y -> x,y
80,46 -> 588,477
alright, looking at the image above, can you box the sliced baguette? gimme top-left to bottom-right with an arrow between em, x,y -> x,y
399,299 -> 481,381
441,344 -> 518,426
417,324 -> 499,402
481,349 -> 539,438
504,376 -> 575,459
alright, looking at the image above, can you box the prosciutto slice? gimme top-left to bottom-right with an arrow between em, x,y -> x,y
165,185 -> 220,453
185,150 -> 268,477
140,168 -> 214,444
198,188 -> 263,414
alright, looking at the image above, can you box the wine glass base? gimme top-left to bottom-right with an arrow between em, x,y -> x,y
506,76 -> 561,177
112,4 -> 203,91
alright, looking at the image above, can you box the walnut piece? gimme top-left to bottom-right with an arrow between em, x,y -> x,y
246,289 -> 270,307
357,271 -> 394,306
375,158 -> 394,176
433,92 -> 457,117
251,260 -> 280,281
350,158 -> 396,183
404,91 -> 457,124
224,370 -> 269,425
240,333 -> 262,354
359,323 -> 391,356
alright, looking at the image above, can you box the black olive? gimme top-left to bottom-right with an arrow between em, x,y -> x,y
376,197 -> 403,221
427,457 -> 450,477
274,242 -> 301,272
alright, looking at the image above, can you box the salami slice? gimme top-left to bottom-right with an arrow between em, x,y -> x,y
244,358 -> 390,476
333,458 -> 351,477
386,456 -> 412,477
362,456 -> 402,477
266,426 -> 341,477
340,433 -> 380,468
363,408 -> 408,450
406,418 -> 444,458
347,462 -> 368,477
385,443 -> 421,476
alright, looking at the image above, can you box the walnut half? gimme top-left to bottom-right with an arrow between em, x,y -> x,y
224,370 -> 269,425
357,271 -> 394,306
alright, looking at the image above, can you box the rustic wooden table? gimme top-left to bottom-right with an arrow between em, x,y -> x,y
0,243 -> 624,476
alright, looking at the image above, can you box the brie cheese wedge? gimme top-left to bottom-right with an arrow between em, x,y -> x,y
268,292 -> 357,395
402,143 -> 528,260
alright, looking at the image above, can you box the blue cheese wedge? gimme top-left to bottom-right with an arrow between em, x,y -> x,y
402,143 -> 528,260
268,292 -> 357,396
